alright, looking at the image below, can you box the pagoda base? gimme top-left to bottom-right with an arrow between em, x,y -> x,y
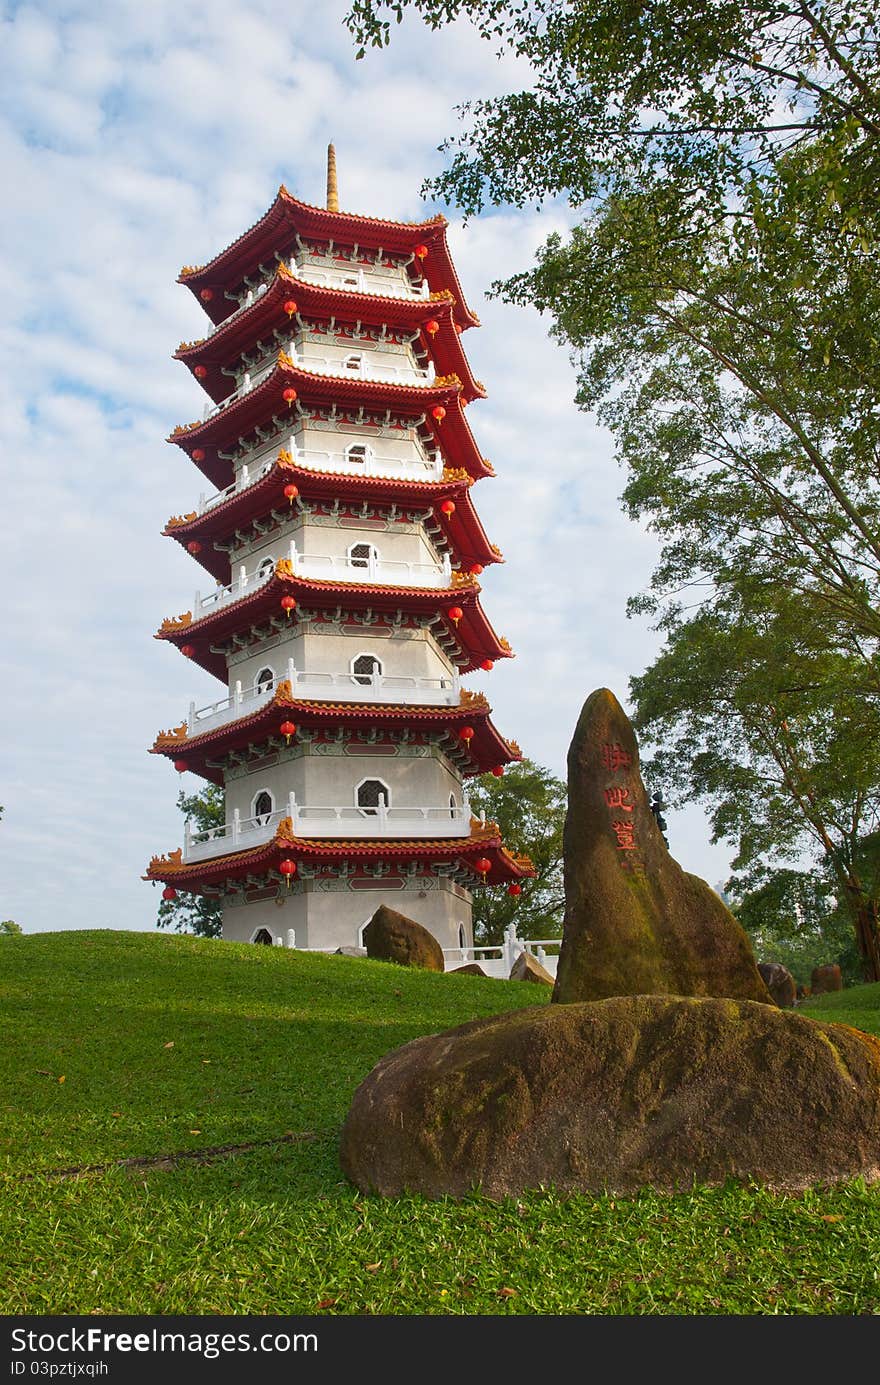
222,876 -> 473,957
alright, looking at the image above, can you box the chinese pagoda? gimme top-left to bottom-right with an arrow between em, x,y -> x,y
145,149 -> 533,953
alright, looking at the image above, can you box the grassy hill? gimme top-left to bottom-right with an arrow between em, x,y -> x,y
1,930 -> 879,1315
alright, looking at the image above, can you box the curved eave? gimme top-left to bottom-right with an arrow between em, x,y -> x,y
145,826 -> 534,891
164,459 -> 500,582
151,691 -> 521,785
176,272 -> 485,404
168,360 -> 489,485
155,572 -> 513,683
179,188 -> 479,329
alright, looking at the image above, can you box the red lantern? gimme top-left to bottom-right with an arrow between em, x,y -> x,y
448,605 -> 463,625
480,658 -> 494,671
162,886 -> 178,901
279,858 -> 297,889
191,448 -> 205,462
414,244 -> 428,260
454,323 -> 463,335
199,288 -> 213,302
439,499 -> 455,517
281,595 -> 297,617
431,405 -> 446,422
492,766 -> 504,777
283,483 -> 299,504
283,299 -> 298,318
508,883 -> 522,897
425,318 -> 440,336
180,644 -> 195,658
475,857 -> 492,877
173,759 -> 187,773
194,365 -> 208,380
282,388 -> 298,406
279,720 -> 297,745
458,725 -> 475,743
186,541 -> 202,555
470,564 -> 484,576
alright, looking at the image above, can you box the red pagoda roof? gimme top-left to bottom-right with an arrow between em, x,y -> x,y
151,684 -> 521,785
177,187 -> 479,330
168,354 -> 490,490
145,818 -> 534,892
164,454 -> 501,582
155,563 -> 513,682
175,269 -> 485,405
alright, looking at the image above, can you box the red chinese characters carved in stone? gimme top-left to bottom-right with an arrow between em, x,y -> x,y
611,818 -> 636,851
602,743 -> 632,773
604,786 -> 633,813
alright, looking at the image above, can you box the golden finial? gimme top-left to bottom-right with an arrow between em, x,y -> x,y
327,144 -> 339,213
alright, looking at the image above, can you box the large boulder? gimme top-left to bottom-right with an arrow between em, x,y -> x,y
758,962 -> 797,1009
553,689 -> 771,1005
509,951 -> 555,986
340,995 -> 880,1199
362,906 -> 444,972
811,964 -> 843,994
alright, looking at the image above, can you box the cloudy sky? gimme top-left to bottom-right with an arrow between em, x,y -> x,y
1,0 -> 735,935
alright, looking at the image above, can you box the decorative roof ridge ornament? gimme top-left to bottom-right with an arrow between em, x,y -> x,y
159,612 -> 193,634
441,467 -> 471,484
273,679 -> 294,702
451,570 -> 477,589
459,690 -> 490,710
275,558 -> 295,578
152,722 -> 189,749
166,513 -> 198,529
327,143 -> 339,213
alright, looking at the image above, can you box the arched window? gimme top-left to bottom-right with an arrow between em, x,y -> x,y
352,653 -> 382,686
344,442 -> 371,466
356,779 -> 389,816
257,556 -> 275,580
449,794 -> 457,821
458,924 -> 467,951
255,666 -> 275,693
349,542 -> 377,571
252,790 -> 274,826
253,928 -> 273,946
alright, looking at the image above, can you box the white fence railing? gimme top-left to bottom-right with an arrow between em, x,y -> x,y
206,261 -> 428,339
443,925 -> 560,979
184,792 -> 472,860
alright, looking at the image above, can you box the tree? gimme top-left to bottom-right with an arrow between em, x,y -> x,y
156,786 -> 224,938
0,921 -> 22,936
730,867 -> 861,986
467,758 -> 565,944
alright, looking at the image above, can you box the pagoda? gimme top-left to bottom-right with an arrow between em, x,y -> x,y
145,149 -> 534,953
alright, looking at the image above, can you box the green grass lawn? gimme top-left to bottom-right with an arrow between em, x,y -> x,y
1,930 -> 879,1316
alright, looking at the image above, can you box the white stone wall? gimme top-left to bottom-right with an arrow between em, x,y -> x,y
228,627 -> 456,693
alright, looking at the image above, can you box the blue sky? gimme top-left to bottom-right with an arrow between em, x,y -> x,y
1,0 -> 736,933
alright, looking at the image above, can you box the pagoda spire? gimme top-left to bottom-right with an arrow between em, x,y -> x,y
326,143 -> 339,212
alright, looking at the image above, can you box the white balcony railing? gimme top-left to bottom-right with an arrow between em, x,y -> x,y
196,440 -> 443,514
206,262 -> 428,339
184,792 -> 472,861
293,349 -> 434,387
187,661 -> 460,736
193,541 -> 450,616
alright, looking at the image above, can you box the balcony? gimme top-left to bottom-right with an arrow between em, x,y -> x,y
292,259 -> 428,301
193,542 -> 450,617
196,440 -> 443,514
293,348 -> 434,388
184,793 -> 473,861
186,662 -> 461,737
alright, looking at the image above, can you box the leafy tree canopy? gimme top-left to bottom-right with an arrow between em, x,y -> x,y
156,787 -> 224,939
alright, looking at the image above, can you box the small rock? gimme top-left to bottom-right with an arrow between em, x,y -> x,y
758,962 -> 797,1008
811,964 -> 843,994
509,951 -> 554,986
450,963 -> 488,977
334,947 -> 367,958
362,906 -> 444,972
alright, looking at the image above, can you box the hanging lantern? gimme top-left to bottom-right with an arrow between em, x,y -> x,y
283,483 -> 299,505
475,857 -> 492,877
425,318 -> 440,336
414,244 -> 428,260
283,299 -> 298,318
180,644 -> 195,658
282,387 -> 298,406
192,448 -> 206,462
193,365 -> 208,380
279,720 -> 298,745
480,658 -> 494,671
508,882 -> 522,897
491,765 -> 504,778
454,323 -> 463,335
173,759 -> 187,773
458,725 -> 475,743
279,858 -> 297,889
199,288 -> 213,302
439,499 -> 455,517
281,595 -> 297,617
186,540 -> 202,555
470,563 -> 484,576
162,886 -> 178,901
431,405 -> 446,422
448,605 -> 463,625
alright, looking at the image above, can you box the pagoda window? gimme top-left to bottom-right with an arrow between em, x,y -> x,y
252,929 -> 273,946
255,666 -> 275,693
252,790 -> 274,826
343,352 -> 363,373
257,557 -> 275,580
356,779 -> 389,816
349,542 -> 377,571
449,794 -> 457,820
352,653 -> 382,686
344,442 -> 372,467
